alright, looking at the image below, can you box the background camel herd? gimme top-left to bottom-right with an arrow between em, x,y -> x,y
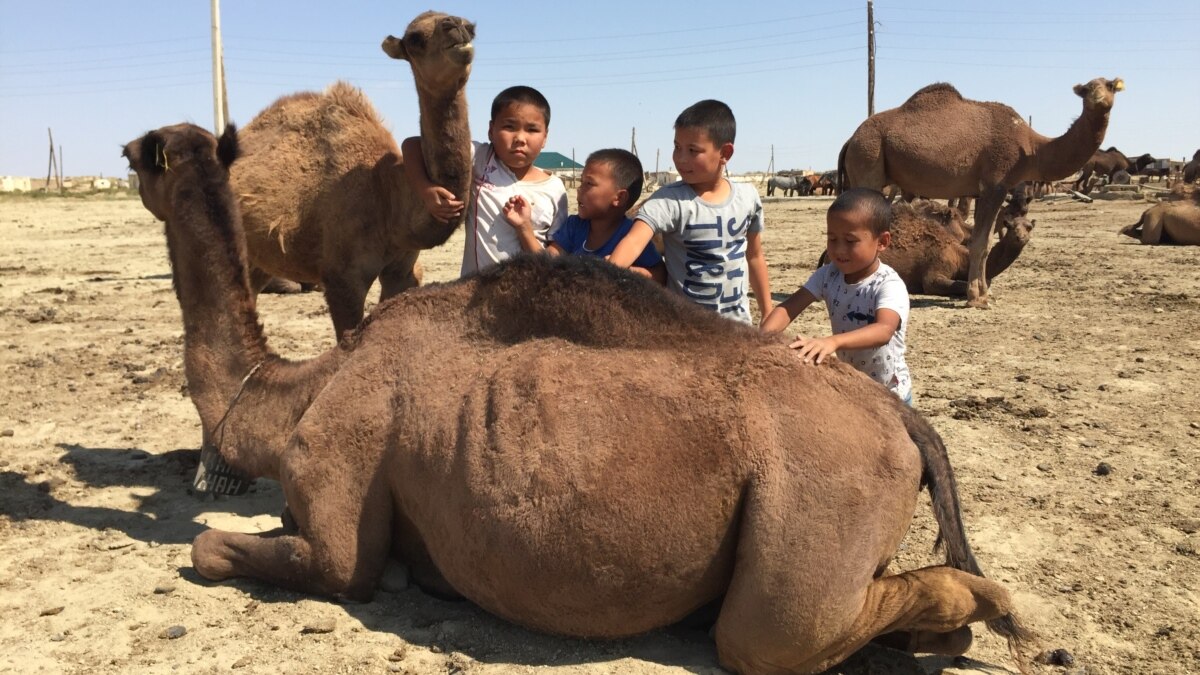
3,7 -> 1199,675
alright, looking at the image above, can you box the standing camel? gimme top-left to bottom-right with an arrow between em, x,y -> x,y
1072,147 -> 1133,193
840,77 -> 1123,307
231,11 -> 475,338
123,121 -> 1031,675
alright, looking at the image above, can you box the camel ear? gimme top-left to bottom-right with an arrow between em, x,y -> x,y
217,123 -> 240,169
140,132 -> 166,176
381,35 -> 408,61
1073,83 -> 1087,98
1110,78 -> 1125,92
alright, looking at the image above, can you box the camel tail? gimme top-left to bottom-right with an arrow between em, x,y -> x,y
836,142 -> 848,195
900,407 -> 1037,661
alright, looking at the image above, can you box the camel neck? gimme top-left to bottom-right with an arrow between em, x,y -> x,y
1034,106 -> 1110,181
162,166 -> 270,416
418,88 -> 471,199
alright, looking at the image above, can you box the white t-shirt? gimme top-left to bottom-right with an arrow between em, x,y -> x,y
802,262 -> 912,400
460,141 -> 568,277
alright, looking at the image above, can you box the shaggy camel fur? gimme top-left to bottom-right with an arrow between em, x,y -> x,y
840,77 -> 1122,308
1120,188 -> 1200,245
230,11 -> 474,337
124,122 -> 1032,675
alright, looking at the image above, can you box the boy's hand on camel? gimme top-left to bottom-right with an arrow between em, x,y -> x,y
502,195 -> 533,231
789,335 -> 839,365
420,186 -> 464,223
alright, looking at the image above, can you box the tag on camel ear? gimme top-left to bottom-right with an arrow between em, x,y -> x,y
141,132 -> 166,176
1111,78 -> 1125,92
381,35 -> 407,61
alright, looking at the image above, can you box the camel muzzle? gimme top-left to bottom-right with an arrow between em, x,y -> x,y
192,442 -> 255,497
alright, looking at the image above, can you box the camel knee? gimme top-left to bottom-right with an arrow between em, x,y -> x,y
191,530 -> 239,581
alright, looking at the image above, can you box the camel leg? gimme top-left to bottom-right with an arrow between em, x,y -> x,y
321,268 -> 376,338
716,565 -> 1013,675
379,251 -> 423,300
191,439 -> 393,601
965,187 -> 1005,309
1139,214 -> 1164,244
248,267 -> 273,294
924,273 -> 968,298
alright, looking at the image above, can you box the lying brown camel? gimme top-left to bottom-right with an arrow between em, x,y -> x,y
231,11 -> 474,337
123,122 -> 1031,675
884,200 -> 1034,296
1120,187 -> 1200,245
840,77 -> 1122,308
816,199 -> 1034,297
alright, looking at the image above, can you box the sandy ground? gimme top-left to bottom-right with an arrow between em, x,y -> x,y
0,190 -> 1197,675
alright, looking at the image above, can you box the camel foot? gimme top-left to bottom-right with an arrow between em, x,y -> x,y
874,626 -> 975,656
260,277 -> 304,294
965,296 -> 990,309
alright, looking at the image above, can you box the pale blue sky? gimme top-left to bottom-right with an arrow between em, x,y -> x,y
2,1 -> 1198,179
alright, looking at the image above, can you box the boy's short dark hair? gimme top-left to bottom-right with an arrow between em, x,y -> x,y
674,99 -> 736,146
828,188 -> 893,237
586,148 -> 643,210
491,85 -> 551,126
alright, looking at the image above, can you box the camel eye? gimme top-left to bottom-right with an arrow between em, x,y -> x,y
406,33 -> 426,50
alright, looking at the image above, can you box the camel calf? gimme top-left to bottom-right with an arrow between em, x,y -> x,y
124,121 -> 1032,675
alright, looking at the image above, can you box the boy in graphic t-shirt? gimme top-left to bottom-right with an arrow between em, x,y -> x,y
761,188 -> 913,404
607,99 -> 771,324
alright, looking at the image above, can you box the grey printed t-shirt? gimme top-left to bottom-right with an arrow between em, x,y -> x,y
802,262 -> 912,400
636,181 -> 764,324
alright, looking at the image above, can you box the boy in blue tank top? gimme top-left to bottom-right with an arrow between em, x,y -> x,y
501,148 -> 664,282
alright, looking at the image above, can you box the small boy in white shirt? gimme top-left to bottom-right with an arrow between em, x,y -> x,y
761,188 -> 913,404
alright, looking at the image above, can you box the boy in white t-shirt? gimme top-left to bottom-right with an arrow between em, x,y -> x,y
761,188 -> 913,404
401,85 -> 568,276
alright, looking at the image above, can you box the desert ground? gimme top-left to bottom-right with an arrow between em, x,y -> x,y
0,189 -> 1197,675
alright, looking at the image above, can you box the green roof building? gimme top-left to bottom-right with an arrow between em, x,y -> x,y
533,151 -> 583,170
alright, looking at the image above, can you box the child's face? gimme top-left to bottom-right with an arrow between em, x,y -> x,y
488,102 -> 548,174
672,126 -> 731,186
825,208 -> 890,282
576,161 -> 625,221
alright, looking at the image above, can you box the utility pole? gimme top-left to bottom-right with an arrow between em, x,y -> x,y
765,144 -> 775,185
867,0 -> 875,117
46,128 -> 60,192
58,145 -> 64,191
211,0 -> 227,135
631,127 -> 638,157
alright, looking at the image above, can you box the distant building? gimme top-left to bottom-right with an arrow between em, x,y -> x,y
0,176 -> 32,192
533,151 -> 583,171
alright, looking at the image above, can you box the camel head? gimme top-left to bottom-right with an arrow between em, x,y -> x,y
1072,77 -> 1124,112
381,11 -> 475,93
123,123 -> 239,221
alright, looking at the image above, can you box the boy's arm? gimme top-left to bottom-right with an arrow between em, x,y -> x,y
501,195 -> 545,252
607,220 -> 656,268
760,287 -> 817,333
746,231 -> 772,318
791,309 -> 900,364
638,261 -> 667,285
400,136 -> 464,223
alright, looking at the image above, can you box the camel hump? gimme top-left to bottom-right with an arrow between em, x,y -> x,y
901,83 -> 962,109
320,80 -> 387,125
